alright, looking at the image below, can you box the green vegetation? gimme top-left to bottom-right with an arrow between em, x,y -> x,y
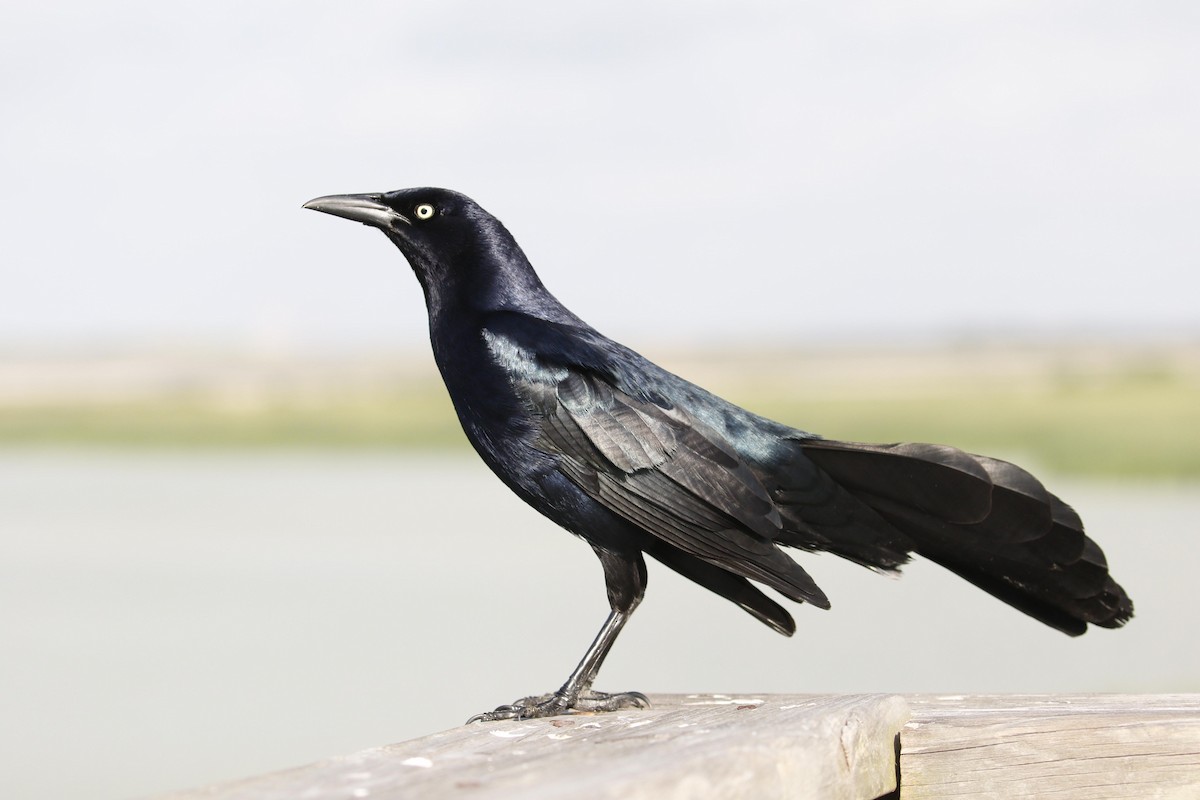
740,371 -> 1200,479
2,350 -> 1197,479
0,382 -> 464,449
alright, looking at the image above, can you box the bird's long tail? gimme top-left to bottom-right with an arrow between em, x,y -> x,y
797,439 -> 1133,635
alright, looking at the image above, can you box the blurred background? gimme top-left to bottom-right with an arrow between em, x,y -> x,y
2,2 -> 1198,798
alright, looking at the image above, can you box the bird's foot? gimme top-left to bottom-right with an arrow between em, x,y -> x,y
467,689 -> 649,723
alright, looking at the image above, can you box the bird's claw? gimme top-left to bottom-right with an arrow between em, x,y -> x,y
466,690 -> 650,723
578,689 -> 650,713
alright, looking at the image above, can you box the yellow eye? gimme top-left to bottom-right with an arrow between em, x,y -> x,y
414,203 -> 435,220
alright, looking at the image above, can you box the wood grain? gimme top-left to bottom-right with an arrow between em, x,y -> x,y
163,693 -> 909,800
161,694 -> 1200,799
901,694 -> 1200,800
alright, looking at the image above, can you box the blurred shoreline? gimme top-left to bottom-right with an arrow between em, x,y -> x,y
1,335 -> 1198,478
4,332 -> 1199,401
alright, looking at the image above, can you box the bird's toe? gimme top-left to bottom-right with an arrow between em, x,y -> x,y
574,690 -> 651,712
465,689 -> 650,723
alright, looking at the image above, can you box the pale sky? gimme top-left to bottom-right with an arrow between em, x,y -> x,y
3,1 -> 1197,351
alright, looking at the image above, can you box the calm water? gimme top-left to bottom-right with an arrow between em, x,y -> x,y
1,449 -> 1195,799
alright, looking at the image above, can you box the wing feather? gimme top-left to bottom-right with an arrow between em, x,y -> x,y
529,371 -> 827,607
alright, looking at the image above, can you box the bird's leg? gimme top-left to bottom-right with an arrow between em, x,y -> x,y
467,548 -> 649,723
558,608 -> 635,705
466,607 -> 648,722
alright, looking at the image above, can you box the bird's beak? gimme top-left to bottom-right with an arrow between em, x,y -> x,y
302,193 -> 411,229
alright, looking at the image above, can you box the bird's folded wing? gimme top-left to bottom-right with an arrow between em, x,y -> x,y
527,371 -> 828,607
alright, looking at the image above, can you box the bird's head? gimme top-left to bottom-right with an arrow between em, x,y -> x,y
303,187 -> 539,313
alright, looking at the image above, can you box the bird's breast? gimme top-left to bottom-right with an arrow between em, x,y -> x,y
428,322 -> 558,492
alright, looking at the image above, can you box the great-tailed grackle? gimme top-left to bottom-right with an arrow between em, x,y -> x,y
304,187 -> 1133,722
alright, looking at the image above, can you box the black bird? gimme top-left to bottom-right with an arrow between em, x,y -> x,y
303,187 -> 1133,722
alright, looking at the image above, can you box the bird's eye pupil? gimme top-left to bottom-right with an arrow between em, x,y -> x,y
415,204 -> 435,220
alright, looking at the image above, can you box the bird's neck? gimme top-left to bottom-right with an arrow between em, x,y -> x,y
427,235 -> 584,328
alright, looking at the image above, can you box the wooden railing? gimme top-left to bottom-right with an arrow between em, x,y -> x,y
162,694 -> 1200,799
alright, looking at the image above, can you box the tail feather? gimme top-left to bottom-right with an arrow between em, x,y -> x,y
1025,496 -> 1086,563
766,446 -> 916,571
797,440 -> 994,524
971,455 -> 1053,540
798,438 -> 1134,635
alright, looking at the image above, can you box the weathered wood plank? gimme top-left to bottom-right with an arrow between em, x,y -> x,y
163,693 -> 909,800
900,694 -> 1200,800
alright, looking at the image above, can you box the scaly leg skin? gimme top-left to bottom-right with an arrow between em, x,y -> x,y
469,555 -> 649,724
466,606 -> 649,724
467,689 -> 649,723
